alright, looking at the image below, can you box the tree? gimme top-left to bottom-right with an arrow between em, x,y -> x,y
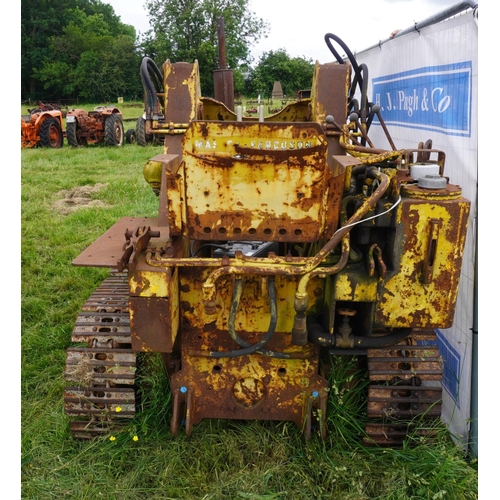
142,0 -> 269,96
249,49 -> 315,98
22,0 -> 142,102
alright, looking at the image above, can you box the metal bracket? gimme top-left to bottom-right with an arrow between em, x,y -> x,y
117,226 -> 160,272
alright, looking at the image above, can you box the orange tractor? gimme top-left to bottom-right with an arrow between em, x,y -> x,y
66,106 -> 124,147
21,103 -> 64,148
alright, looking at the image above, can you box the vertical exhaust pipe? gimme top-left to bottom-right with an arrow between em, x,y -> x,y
213,17 -> 234,111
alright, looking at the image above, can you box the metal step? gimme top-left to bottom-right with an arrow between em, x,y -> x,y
65,386 -> 135,417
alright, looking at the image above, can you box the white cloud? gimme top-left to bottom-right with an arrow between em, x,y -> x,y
105,0 -> 463,64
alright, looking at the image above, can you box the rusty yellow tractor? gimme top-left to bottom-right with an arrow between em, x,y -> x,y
64,33 -> 470,446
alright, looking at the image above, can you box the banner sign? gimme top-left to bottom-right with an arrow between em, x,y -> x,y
356,9 -> 477,448
372,62 -> 473,137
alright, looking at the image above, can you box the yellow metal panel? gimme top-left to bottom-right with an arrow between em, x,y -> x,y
179,269 -> 323,333
129,266 -> 180,352
180,121 -> 344,242
375,194 -> 470,328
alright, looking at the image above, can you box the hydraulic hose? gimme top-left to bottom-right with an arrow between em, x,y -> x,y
208,277 -> 283,358
140,57 -> 164,118
356,63 -> 369,126
306,315 -> 412,349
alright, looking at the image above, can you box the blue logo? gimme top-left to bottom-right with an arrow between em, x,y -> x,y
371,62 -> 473,137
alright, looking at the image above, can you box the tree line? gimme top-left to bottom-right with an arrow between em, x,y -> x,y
21,0 -> 315,104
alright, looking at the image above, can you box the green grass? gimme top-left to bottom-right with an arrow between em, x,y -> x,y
21,145 -> 478,499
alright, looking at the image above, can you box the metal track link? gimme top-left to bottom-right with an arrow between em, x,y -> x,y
363,331 -> 443,446
64,271 -> 136,439
364,423 -> 440,447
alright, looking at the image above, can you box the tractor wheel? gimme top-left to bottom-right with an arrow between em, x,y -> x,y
135,116 -> 148,146
125,129 -> 137,144
66,122 -> 84,147
39,118 -> 63,148
104,114 -> 124,146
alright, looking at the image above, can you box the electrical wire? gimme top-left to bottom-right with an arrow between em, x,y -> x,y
336,195 -> 402,233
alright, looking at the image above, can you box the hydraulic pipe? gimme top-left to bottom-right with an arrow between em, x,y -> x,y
200,168 -> 391,305
307,316 -> 412,349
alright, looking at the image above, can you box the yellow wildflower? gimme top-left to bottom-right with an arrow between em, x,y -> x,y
109,436 -> 116,441
115,406 -> 122,413
132,435 -> 139,442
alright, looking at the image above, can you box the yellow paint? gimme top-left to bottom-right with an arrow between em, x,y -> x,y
129,271 -> 169,297
180,270 -> 323,333
143,160 -> 163,191
165,162 -> 185,234
334,273 -> 378,302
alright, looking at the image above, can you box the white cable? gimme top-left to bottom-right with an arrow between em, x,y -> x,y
335,195 -> 402,234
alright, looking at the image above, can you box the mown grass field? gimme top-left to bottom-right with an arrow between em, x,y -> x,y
21,139 -> 478,499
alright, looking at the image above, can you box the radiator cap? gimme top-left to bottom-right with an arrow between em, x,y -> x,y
418,174 -> 447,189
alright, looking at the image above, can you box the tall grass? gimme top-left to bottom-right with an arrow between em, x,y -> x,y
21,144 -> 478,499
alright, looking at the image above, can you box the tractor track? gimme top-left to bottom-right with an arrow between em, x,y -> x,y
63,273 -> 444,444
363,331 -> 443,446
64,272 -> 137,439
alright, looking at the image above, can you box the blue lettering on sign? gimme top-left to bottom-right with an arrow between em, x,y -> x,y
420,330 -> 461,407
371,62 -> 472,137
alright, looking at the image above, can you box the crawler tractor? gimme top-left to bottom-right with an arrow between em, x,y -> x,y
21,102 -> 64,148
64,34 -> 470,446
66,106 -> 124,147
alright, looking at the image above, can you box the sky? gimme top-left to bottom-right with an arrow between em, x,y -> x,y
105,0 -> 465,64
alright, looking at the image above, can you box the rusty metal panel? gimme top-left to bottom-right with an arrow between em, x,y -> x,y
213,69 -> 234,111
129,266 -> 180,353
72,217 -> 166,268
199,98 -> 312,123
333,271 -> 379,302
363,422 -> 440,446
310,62 -> 350,159
169,330 -> 328,435
64,387 -> 135,417
163,61 -> 201,124
179,268 -> 324,333
71,312 -> 131,347
200,97 -> 238,121
65,347 -> 136,385
375,184 -> 470,329
162,160 -> 185,232
129,296 -> 178,353
180,121 -> 345,242
367,344 -> 443,381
